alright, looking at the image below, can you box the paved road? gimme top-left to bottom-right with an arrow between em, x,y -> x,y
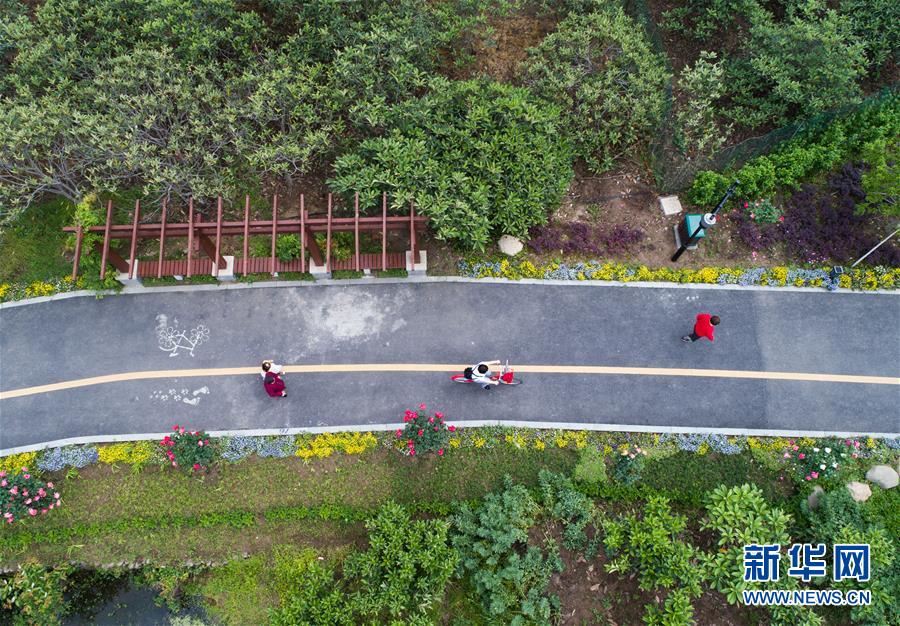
1,281 -> 899,450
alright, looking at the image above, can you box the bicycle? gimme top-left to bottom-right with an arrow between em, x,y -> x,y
451,359 -> 522,386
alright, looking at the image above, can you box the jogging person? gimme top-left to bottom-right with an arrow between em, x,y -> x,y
682,314 -> 720,343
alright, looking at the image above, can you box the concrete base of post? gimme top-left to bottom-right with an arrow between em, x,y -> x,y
406,250 -> 427,275
308,258 -> 329,278
214,255 -> 236,281
117,260 -> 142,286
673,225 -> 700,251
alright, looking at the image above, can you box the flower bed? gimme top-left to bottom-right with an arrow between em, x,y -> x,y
0,277 -> 84,303
457,259 -> 900,291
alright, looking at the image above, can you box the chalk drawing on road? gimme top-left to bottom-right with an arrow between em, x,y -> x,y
149,386 -> 209,406
156,314 -> 210,357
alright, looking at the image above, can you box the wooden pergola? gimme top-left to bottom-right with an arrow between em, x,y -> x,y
65,192 -> 428,280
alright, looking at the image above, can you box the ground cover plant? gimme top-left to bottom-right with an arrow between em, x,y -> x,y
1,427 -> 897,624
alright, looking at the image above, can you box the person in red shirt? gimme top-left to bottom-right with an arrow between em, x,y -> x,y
682,314 -> 720,343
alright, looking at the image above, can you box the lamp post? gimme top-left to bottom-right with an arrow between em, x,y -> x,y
671,180 -> 740,263
830,224 -> 900,282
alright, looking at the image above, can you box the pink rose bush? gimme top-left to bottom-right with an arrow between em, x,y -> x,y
397,406 -> 453,457
160,424 -> 215,472
784,438 -> 859,483
0,468 -> 61,524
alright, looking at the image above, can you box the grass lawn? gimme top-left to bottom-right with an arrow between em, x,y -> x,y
0,447 -> 578,566
0,198 -> 75,283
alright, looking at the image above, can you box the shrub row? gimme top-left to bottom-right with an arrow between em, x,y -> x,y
458,258 -> 900,291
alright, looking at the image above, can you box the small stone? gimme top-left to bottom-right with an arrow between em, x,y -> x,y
846,481 -> 872,502
498,235 -> 524,256
807,485 -> 825,510
865,465 -> 899,489
658,195 -> 683,216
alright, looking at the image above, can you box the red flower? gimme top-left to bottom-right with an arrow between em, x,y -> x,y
743,202 -> 749,209
173,424 -> 180,431
778,216 -> 784,222
407,439 -> 413,446
396,429 -> 402,437
435,412 -> 443,419
438,449 -> 444,456
417,429 -> 424,437
409,449 -> 416,456
428,417 -> 434,424
192,463 -> 201,471
448,425 -> 456,432
434,426 -> 439,431
419,403 -> 426,410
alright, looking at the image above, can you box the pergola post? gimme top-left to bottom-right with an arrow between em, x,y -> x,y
99,199 -> 113,280
382,192 -> 387,271
409,199 -> 418,265
325,193 -> 333,273
186,198 -> 194,278
270,194 -> 278,275
213,196 -> 223,277
156,197 -> 168,279
242,195 -> 250,275
299,194 -> 306,273
71,225 -> 84,281
128,199 -> 141,279
354,192 -> 360,272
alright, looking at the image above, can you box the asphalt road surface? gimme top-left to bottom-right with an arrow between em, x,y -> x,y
1,281 -> 898,450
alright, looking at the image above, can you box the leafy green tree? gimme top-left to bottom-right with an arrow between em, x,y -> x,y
0,561 -> 69,626
840,0 -> 899,71
237,41 -> 343,187
451,477 -> 562,625
1,0 -> 268,97
344,502 -> 457,622
726,2 -> 867,127
522,4 -> 670,172
602,496 -> 702,599
675,51 -> 732,159
0,96 -> 106,224
701,484 -> 823,626
330,77 -> 573,250
857,138 -> 899,217
87,47 -> 243,208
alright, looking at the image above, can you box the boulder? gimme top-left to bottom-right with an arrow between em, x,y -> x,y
865,464 -> 899,489
807,485 -> 825,510
846,481 -> 872,502
498,235 -> 524,256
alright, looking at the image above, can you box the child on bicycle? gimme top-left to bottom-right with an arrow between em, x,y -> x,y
465,360 -> 502,390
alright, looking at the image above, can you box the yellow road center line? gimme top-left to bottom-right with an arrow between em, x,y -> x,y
1,364 -> 897,400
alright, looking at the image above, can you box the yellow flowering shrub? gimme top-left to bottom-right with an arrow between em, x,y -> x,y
295,432 -> 377,460
473,436 -> 486,448
696,267 -> 719,283
505,433 -> 528,449
697,442 -> 710,455
98,441 -> 157,466
0,284 -> 9,300
0,452 -> 38,474
449,438 -> 461,448
839,274 -> 853,289
534,439 -> 546,451
24,281 -> 56,298
770,267 -> 788,286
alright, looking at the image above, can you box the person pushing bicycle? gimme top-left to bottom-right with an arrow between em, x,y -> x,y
464,360 -> 502,390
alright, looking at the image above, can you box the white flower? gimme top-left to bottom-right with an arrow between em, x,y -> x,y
820,464 -> 826,470
813,447 -> 820,452
832,462 -> 838,468
824,447 -> 831,453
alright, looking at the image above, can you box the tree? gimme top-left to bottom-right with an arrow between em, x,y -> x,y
236,40 -> 343,188
330,78 -> 573,251
858,138 -> 899,217
522,4 -> 670,172
86,48 -> 244,210
726,2 -> 867,127
675,51 -> 732,160
0,96 -> 105,224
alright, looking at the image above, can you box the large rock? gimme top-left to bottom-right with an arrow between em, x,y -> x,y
807,485 -> 825,510
846,481 -> 872,502
498,235 -> 524,256
866,465 -> 899,489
